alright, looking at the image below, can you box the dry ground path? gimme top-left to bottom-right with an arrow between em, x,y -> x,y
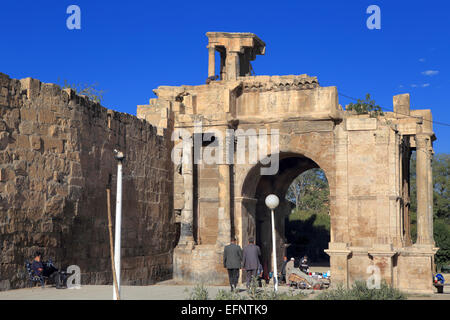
0,281 -> 448,300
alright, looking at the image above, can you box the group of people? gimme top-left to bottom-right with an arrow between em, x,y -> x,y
223,237 -> 261,291
223,236 -> 310,291
280,255 -> 309,284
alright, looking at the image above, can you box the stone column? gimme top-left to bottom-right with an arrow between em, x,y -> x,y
216,129 -> 232,247
225,51 -> 239,80
180,135 -> 195,246
427,147 -> 435,246
415,134 -> 433,246
208,46 -> 215,78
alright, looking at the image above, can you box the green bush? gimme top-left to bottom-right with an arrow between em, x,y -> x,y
346,94 -> 383,117
434,218 -> 450,270
215,289 -> 244,300
246,277 -> 307,300
315,281 -> 407,300
185,283 -> 209,300
288,210 -> 330,230
186,278 -> 307,300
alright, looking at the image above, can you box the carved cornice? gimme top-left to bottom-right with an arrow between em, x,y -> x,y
241,77 -> 319,93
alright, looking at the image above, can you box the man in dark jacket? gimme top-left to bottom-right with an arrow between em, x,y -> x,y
223,237 -> 242,291
242,237 -> 261,289
31,251 -> 45,288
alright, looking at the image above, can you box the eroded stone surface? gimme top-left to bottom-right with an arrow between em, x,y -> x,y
0,32 -> 438,294
0,73 -> 176,291
137,32 -> 437,293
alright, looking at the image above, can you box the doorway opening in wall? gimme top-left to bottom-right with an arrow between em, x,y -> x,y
409,150 -> 418,243
284,168 -> 330,270
242,153 -> 332,281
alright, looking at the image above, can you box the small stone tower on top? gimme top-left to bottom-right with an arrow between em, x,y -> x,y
206,32 -> 266,80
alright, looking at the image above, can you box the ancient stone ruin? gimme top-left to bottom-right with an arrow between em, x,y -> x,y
0,75 -> 176,290
0,32 -> 437,294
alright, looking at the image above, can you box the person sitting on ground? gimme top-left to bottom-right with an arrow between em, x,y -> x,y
285,258 -> 295,285
300,255 -> 309,273
32,252 -> 67,289
31,251 -> 45,288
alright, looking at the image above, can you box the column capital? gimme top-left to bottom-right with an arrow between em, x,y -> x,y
415,134 -> 430,149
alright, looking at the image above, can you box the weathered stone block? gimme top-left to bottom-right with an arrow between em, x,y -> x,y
30,136 -> 42,150
20,108 -> 37,122
15,134 -> 30,149
13,160 -> 27,176
39,110 -> 56,124
346,117 -> 377,131
43,137 -> 64,153
18,121 -> 34,135
393,93 -> 410,116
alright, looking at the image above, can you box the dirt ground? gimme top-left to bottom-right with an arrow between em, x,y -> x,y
0,269 -> 448,300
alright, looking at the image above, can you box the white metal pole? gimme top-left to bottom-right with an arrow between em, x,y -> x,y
271,209 -> 278,292
113,160 -> 123,300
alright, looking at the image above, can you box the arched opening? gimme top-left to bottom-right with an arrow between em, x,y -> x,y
285,168 -> 330,267
240,152 -> 331,278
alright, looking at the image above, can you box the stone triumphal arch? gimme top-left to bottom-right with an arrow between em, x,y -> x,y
137,32 -> 437,293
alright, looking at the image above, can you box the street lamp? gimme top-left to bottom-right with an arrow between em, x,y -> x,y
113,149 -> 125,300
265,194 -> 279,292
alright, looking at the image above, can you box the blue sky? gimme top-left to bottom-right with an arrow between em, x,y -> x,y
1,0 -> 449,153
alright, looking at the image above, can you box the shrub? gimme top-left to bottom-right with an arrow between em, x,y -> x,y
315,281 -> 407,300
185,283 -> 209,300
59,79 -> 105,103
245,277 -> 306,300
215,289 -> 244,300
186,277 -> 307,300
346,94 -> 383,117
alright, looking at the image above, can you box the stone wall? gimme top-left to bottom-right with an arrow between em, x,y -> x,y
0,73 -> 176,291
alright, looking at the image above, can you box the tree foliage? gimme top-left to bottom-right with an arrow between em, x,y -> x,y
286,168 -> 329,213
432,154 -> 450,220
346,94 -> 384,117
60,79 -> 105,103
434,219 -> 450,268
285,169 -> 330,262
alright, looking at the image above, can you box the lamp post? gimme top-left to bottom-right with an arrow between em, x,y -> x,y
113,149 -> 125,300
265,194 -> 279,292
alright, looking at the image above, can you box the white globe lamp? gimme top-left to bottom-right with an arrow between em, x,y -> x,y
265,194 -> 279,210
265,194 -> 280,291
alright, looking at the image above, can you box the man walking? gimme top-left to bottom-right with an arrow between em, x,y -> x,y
242,237 -> 261,289
223,236 -> 242,292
